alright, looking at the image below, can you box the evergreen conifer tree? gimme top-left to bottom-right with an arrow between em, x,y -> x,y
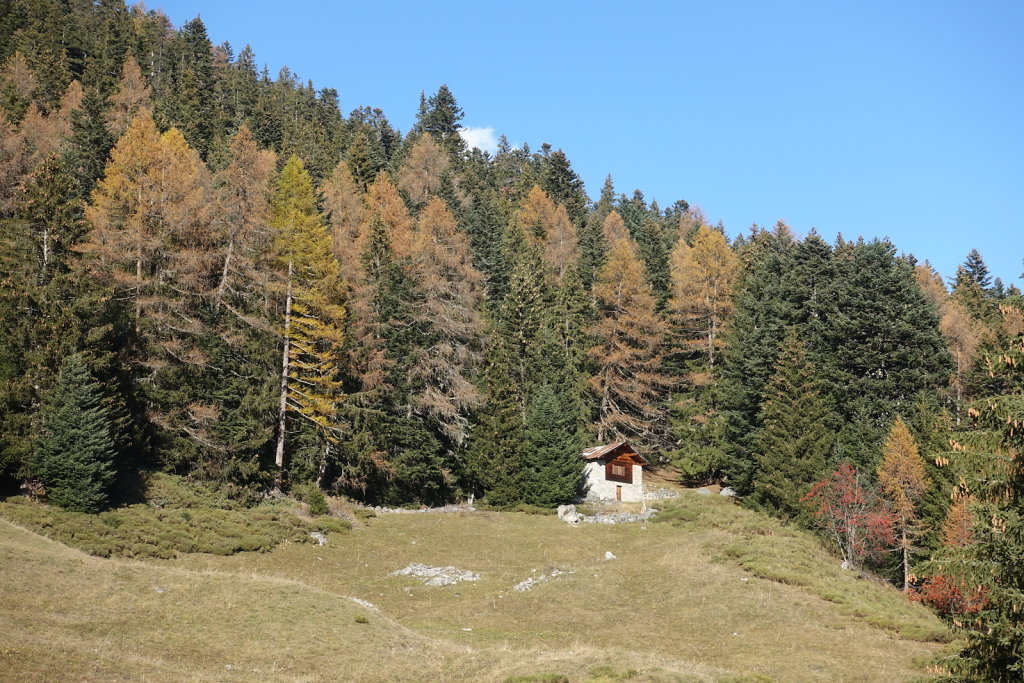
525,382 -> 583,506
749,331 -> 836,522
34,353 -> 116,512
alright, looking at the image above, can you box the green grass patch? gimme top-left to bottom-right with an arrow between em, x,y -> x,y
1,478 -> 949,681
653,494 -> 951,643
0,495 -> 350,559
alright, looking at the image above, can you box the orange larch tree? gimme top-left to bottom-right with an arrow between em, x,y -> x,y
877,417 -> 931,590
588,210 -> 671,446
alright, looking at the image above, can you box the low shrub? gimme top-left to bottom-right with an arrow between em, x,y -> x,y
292,482 -> 329,516
0,491 -> 351,559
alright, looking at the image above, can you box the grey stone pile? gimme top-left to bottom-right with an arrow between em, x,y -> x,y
391,563 -> 480,586
579,508 -> 658,525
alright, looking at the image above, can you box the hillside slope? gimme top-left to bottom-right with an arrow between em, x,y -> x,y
1,492 -> 949,681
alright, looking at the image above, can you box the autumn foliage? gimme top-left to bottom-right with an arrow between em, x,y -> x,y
802,462 -> 896,571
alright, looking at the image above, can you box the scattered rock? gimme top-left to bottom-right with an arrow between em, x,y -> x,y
310,532 -> 328,546
696,487 -> 711,495
604,551 -> 617,561
513,568 -> 569,592
372,504 -> 476,515
720,487 -> 738,498
391,563 -> 480,586
153,587 -> 165,593
349,597 -> 378,611
557,504 -> 580,524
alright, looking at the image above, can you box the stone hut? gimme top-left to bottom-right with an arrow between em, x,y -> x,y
581,441 -> 648,502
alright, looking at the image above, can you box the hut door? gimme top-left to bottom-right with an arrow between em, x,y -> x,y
616,485 -> 622,501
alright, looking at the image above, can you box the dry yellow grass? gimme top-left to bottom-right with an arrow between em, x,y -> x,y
1,489 -> 951,681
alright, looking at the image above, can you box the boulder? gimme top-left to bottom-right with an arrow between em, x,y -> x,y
557,504 -> 580,524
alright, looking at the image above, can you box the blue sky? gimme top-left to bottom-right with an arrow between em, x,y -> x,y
151,0 -> 1023,287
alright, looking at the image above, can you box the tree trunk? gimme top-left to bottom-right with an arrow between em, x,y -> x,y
42,226 -> 50,279
902,526 -> 910,591
274,261 -> 294,480
215,236 -> 235,307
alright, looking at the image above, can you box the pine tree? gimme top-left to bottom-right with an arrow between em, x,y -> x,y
0,157 -> 90,479
927,309 -> 1024,678
0,51 -> 38,122
961,248 -> 992,292
461,185 -> 510,299
34,354 -> 116,512
749,331 -> 836,522
465,339 -> 528,505
63,83 -> 114,197
616,189 -> 671,305
158,16 -> 215,157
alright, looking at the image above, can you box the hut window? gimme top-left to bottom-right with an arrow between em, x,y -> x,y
605,459 -> 633,483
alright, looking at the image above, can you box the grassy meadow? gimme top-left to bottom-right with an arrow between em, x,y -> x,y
0,479 -> 953,682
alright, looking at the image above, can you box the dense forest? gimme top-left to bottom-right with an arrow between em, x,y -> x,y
1,1 -> 1023,678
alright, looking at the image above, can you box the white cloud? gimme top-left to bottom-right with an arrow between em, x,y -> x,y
459,126 -> 499,154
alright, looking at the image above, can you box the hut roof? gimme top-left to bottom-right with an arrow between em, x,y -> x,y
581,441 -> 649,465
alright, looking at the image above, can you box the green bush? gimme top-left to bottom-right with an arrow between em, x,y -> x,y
293,482 -> 329,516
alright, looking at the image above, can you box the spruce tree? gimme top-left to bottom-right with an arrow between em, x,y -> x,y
63,84 -> 114,197
538,148 -> 588,228
577,174 -> 614,291
824,239 -> 950,468
749,331 -> 836,522
525,382 -> 583,506
413,84 -> 464,156
34,354 -> 116,512
934,313 -> 1024,679
718,223 -> 796,491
